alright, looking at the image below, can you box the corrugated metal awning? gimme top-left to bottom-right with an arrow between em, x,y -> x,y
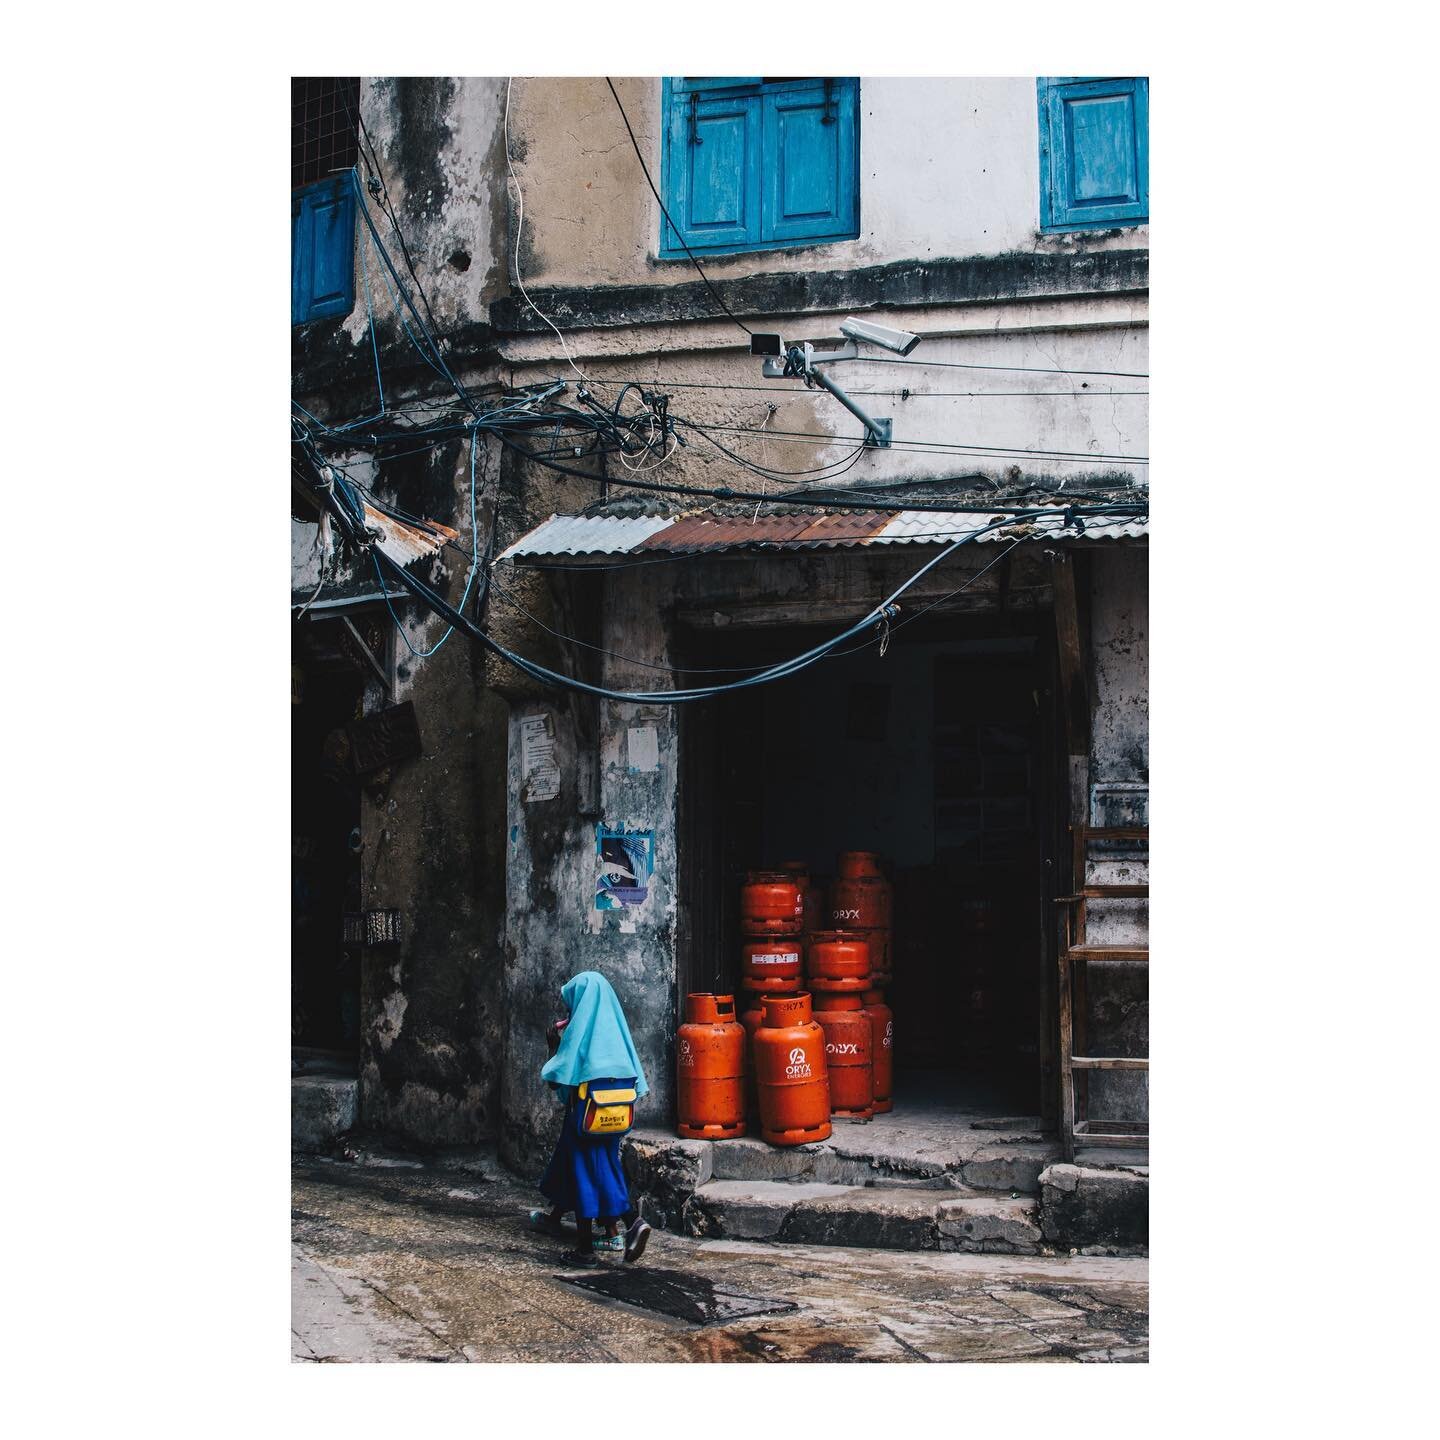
497,506 -> 1146,562
364,502 -> 459,567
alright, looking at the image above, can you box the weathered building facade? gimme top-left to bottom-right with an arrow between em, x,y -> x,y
292,76 -> 1148,1191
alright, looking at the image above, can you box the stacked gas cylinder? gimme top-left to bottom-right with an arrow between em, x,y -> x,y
675,852 -> 895,1147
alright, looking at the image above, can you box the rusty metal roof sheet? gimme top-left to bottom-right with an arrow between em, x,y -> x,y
497,506 -> 1146,562
364,502 -> 459,567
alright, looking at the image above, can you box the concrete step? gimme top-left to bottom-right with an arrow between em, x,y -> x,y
624,1133 -> 1148,1255
629,1124 -> 1061,1196
292,1075 -> 358,1152
686,1179 -> 1045,1255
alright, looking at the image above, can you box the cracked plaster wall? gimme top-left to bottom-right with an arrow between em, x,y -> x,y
505,77 -> 1149,290
1082,549 -> 1149,1122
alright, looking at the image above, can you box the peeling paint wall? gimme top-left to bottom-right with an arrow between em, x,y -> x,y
1083,548 -> 1149,1123
499,582 -> 681,1176
504,77 -> 1148,291
294,75 -> 1149,1155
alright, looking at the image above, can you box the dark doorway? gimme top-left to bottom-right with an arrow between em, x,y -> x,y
677,610 -> 1060,1117
291,622 -> 365,1060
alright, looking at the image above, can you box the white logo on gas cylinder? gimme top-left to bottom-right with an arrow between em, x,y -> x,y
679,1038 -> 693,1066
884,1021 -> 893,1047
826,1041 -> 860,1056
833,908 -> 861,922
784,1045 -> 812,1078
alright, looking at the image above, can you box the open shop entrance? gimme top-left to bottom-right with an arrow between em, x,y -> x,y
676,606 -> 1065,1129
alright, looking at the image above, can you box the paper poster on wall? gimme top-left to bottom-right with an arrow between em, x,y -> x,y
595,824 -> 654,909
519,712 -> 561,802
627,725 -> 659,773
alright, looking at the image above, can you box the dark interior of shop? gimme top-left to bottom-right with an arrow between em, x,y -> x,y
678,613 -> 1060,1117
291,625 -> 364,1064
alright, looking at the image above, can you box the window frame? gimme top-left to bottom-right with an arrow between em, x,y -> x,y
1037,76 -> 1148,234
658,77 -> 861,259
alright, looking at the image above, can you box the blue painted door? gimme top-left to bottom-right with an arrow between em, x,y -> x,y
761,80 -> 858,243
292,175 -> 356,324
1039,78 -> 1148,231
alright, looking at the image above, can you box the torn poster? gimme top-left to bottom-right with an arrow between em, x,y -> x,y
519,712 -> 561,802
595,824 -> 654,909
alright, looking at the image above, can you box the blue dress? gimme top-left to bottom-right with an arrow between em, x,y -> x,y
539,1079 -> 633,1221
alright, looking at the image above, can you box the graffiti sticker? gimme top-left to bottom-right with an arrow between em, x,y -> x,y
595,824 -> 654,909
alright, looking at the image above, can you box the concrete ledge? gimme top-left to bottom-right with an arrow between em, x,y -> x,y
622,1133 -> 714,1232
292,1077 -> 358,1153
490,249 -> 1149,335
1038,1164 -> 1148,1254
937,1196 -> 1044,1254
686,1180 -> 1042,1255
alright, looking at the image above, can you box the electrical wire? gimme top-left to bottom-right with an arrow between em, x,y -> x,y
690,418 -> 1149,464
539,377 -> 1149,399
486,534 -> 1024,677
372,424 -> 488,657
504,78 -> 592,389
832,354 -> 1148,379
604,78 -> 752,338
366,507 -> 1079,704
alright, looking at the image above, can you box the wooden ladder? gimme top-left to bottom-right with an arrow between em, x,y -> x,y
1056,825 -> 1149,1161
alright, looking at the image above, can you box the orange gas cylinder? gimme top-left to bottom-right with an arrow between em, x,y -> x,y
813,993 -> 874,1119
837,850 -> 884,880
780,861 -> 823,934
740,871 -> 805,936
862,988 -> 894,1113
806,929 -> 872,992
754,992 -> 832,1145
829,870 -> 893,932
741,936 -> 804,993
675,993 -> 746,1140
740,991 -> 765,1120
865,928 -> 893,986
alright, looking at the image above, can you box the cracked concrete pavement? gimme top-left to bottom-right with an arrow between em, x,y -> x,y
292,1149 -> 1147,1362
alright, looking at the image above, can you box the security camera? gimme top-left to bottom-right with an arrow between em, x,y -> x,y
839,316 -> 922,356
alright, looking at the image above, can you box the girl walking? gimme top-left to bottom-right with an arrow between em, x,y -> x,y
530,970 -> 652,1267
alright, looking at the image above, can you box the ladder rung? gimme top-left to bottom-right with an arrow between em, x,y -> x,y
1066,944 -> 1149,961
1055,886 -> 1149,902
1073,1122 -> 1149,1142
1070,1056 -> 1149,1070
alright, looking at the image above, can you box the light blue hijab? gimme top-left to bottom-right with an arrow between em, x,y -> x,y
541,970 -> 648,1098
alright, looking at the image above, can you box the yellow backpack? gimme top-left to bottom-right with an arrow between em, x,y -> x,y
577,1079 -> 637,1137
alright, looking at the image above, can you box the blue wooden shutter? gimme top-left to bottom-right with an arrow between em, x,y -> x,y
292,175 -> 356,324
661,80 -> 762,254
1038,78 -> 1148,231
760,79 -> 859,244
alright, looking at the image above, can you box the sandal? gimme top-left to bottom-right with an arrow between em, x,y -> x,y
528,1208 -> 566,1237
556,1249 -> 599,1268
624,1217 -> 652,1264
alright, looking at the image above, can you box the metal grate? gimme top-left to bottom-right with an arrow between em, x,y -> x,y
292,77 -> 360,190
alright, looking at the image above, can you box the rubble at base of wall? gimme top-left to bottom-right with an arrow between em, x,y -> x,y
1037,1163 -> 1148,1255
292,1077 -> 359,1153
623,1134 -> 714,1233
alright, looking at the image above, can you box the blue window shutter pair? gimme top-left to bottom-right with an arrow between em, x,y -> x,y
292,175 -> 356,325
660,79 -> 859,256
1038,77 -> 1148,232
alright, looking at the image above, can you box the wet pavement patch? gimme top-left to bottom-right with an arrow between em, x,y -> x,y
560,1267 -> 799,1326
